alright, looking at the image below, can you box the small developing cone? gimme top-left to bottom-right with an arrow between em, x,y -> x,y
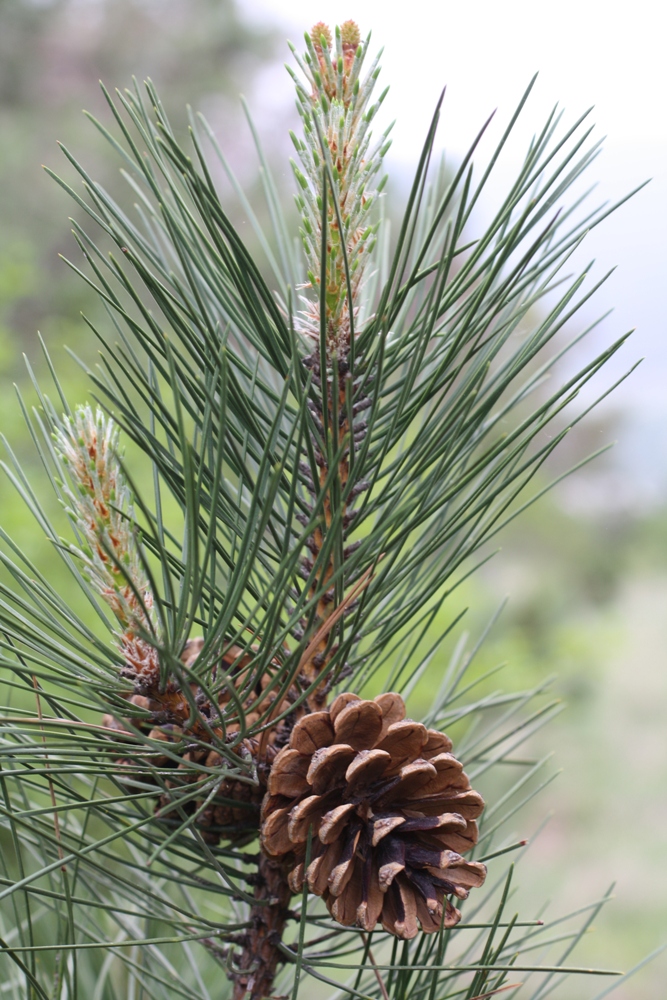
103,638 -> 301,845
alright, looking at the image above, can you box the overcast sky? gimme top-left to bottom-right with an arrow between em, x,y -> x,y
242,0 -> 666,490
246,0 -> 665,150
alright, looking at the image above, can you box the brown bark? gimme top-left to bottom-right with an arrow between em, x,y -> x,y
232,851 -> 293,1000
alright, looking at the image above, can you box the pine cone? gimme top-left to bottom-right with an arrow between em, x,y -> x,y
103,638 -> 300,845
155,743 -> 263,846
260,692 -> 486,937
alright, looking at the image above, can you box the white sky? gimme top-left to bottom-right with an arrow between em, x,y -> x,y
244,0 -> 666,150
242,0 -> 666,486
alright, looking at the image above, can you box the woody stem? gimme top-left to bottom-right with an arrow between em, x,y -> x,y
231,851 -> 293,1000
301,355 -> 352,710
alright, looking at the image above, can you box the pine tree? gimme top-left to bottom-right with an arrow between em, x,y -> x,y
0,18 -> 649,1000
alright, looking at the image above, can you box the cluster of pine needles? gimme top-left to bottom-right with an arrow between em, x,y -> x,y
0,18 -> 655,1000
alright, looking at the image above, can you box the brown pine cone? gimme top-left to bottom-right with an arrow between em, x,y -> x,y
155,744 -> 263,846
103,638 -> 300,845
260,692 -> 486,937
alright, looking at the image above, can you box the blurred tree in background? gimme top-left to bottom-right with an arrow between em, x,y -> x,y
0,0 -> 281,562
0,0 -> 281,382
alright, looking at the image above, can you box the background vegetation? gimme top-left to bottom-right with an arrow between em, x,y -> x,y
0,1 -> 664,996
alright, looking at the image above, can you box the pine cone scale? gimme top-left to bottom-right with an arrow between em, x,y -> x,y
373,692 -> 407,732
345,748 -> 391,793
328,825 -> 361,896
260,803 -> 294,854
399,812 -> 465,834
377,720 -> 429,775
376,759 -> 438,803
306,839 -> 342,894
333,699 -> 383,748
319,801 -> 356,842
289,711 -> 334,753
358,851 -> 381,923
331,863 -> 364,925
378,836 -> 405,889
423,730 -> 454,756
407,868 -> 439,912
371,813 -> 406,845
289,789 -> 341,842
385,878 -> 418,938
307,743 -> 357,792
407,785 -> 484,815
267,749 -> 310,797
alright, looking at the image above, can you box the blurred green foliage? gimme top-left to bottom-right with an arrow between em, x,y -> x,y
0,0 -> 281,571
0,0 -> 276,370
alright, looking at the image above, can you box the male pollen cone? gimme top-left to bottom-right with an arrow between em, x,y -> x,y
260,692 -> 486,937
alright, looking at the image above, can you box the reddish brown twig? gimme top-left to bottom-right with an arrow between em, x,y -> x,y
469,983 -> 523,1000
361,933 -> 390,1000
231,854 -> 293,1000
